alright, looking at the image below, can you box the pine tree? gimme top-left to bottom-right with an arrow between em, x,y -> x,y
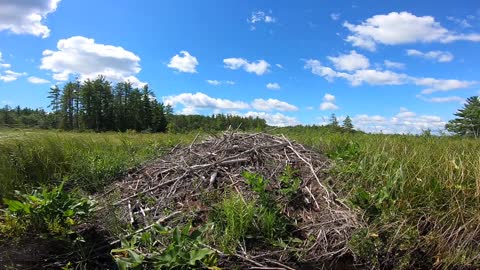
343,116 -> 354,132
329,113 -> 339,127
446,96 -> 480,137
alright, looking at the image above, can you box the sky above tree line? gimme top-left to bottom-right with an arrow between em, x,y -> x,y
0,0 -> 479,133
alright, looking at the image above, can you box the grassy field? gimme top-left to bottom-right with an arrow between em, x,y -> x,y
1,128 -> 479,268
279,127 -> 480,268
0,129 -> 196,197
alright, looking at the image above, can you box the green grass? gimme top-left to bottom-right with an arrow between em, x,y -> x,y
277,127 -> 480,268
0,129 -> 196,198
1,127 -> 480,268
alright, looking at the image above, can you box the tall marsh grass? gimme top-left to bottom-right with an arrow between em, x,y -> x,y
0,129 -> 195,198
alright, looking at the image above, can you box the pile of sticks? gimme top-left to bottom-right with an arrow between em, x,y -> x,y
99,131 -> 358,268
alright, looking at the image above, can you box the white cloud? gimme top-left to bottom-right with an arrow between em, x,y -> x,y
167,51 -> 198,73
275,64 -> 284,69
247,10 -> 276,30
415,77 -> 476,94
320,93 -> 339,110
244,111 -> 299,127
304,60 -> 408,86
384,60 -> 405,69
406,49 -> 454,62
206,80 -> 235,86
163,92 -> 250,111
0,0 -> 60,38
0,52 -> 11,69
27,76 -> 50,84
327,50 -> 370,71
40,36 -> 145,87
206,80 -> 220,86
446,16 -> 472,28
224,58 -> 270,75
323,93 -> 335,102
344,11 -> 480,51
0,70 -> 27,82
305,58 -> 475,93
330,13 -> 341,21
251,98 -> 298,111
416,95 -> 465,103
180,106 -> 199,115
266,82 -> 280,89
351,108 -> 446,134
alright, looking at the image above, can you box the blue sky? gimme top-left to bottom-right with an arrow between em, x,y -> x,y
1,0 -> 480,133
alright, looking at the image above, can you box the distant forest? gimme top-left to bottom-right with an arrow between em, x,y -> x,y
0,76 -> 268,132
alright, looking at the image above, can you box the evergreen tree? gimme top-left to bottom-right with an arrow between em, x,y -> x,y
446,96 -> 480,137
60,82 -> 76,130
47,85 -> 62,112
343,116 -> 354,131
329,113 -> 339,127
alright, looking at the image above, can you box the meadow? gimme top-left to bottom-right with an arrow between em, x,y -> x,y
1,128 -> 479,269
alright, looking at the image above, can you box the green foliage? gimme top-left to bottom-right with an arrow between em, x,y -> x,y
279,165 -> 302,198
243,171 -> 269,194
1,183 -> 95,237
211,193 -> 255,252
112,223 -> 216,269
446,96 -> 480,137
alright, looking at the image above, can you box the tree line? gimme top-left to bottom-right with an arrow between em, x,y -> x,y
0,76 -> 267,132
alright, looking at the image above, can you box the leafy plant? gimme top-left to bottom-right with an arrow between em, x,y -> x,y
243,171 -> 269,194
112,223 -> 217,269
152,223 -> 215,269
1,182 -> 95,237
279,165 -> 302,198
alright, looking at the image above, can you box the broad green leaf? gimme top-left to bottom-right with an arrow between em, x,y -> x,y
188,248 -> 214,265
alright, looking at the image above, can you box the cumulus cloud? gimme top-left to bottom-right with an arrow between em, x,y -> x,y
350,108 -> 446,134
0,70 -> 27,82
247,10 -> 276,30
167,51 -> 199,73
384,60 -> 405,69
266,82 -> 280,89
244,111 -> 299,127
206,80 -> 235,86
406,49 -> 454,62
304,59 -> 408,86
328,50 -> 370,71
27,76 -> 50,84
251,98 -> 298,112
320,93 -> 339,110
344,12 -> 480,51
305,58 -> 475,93
224,58 -> 270,75
163,92 -> 250,111
0,0 -> 61,38
40,36 -> 145,87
